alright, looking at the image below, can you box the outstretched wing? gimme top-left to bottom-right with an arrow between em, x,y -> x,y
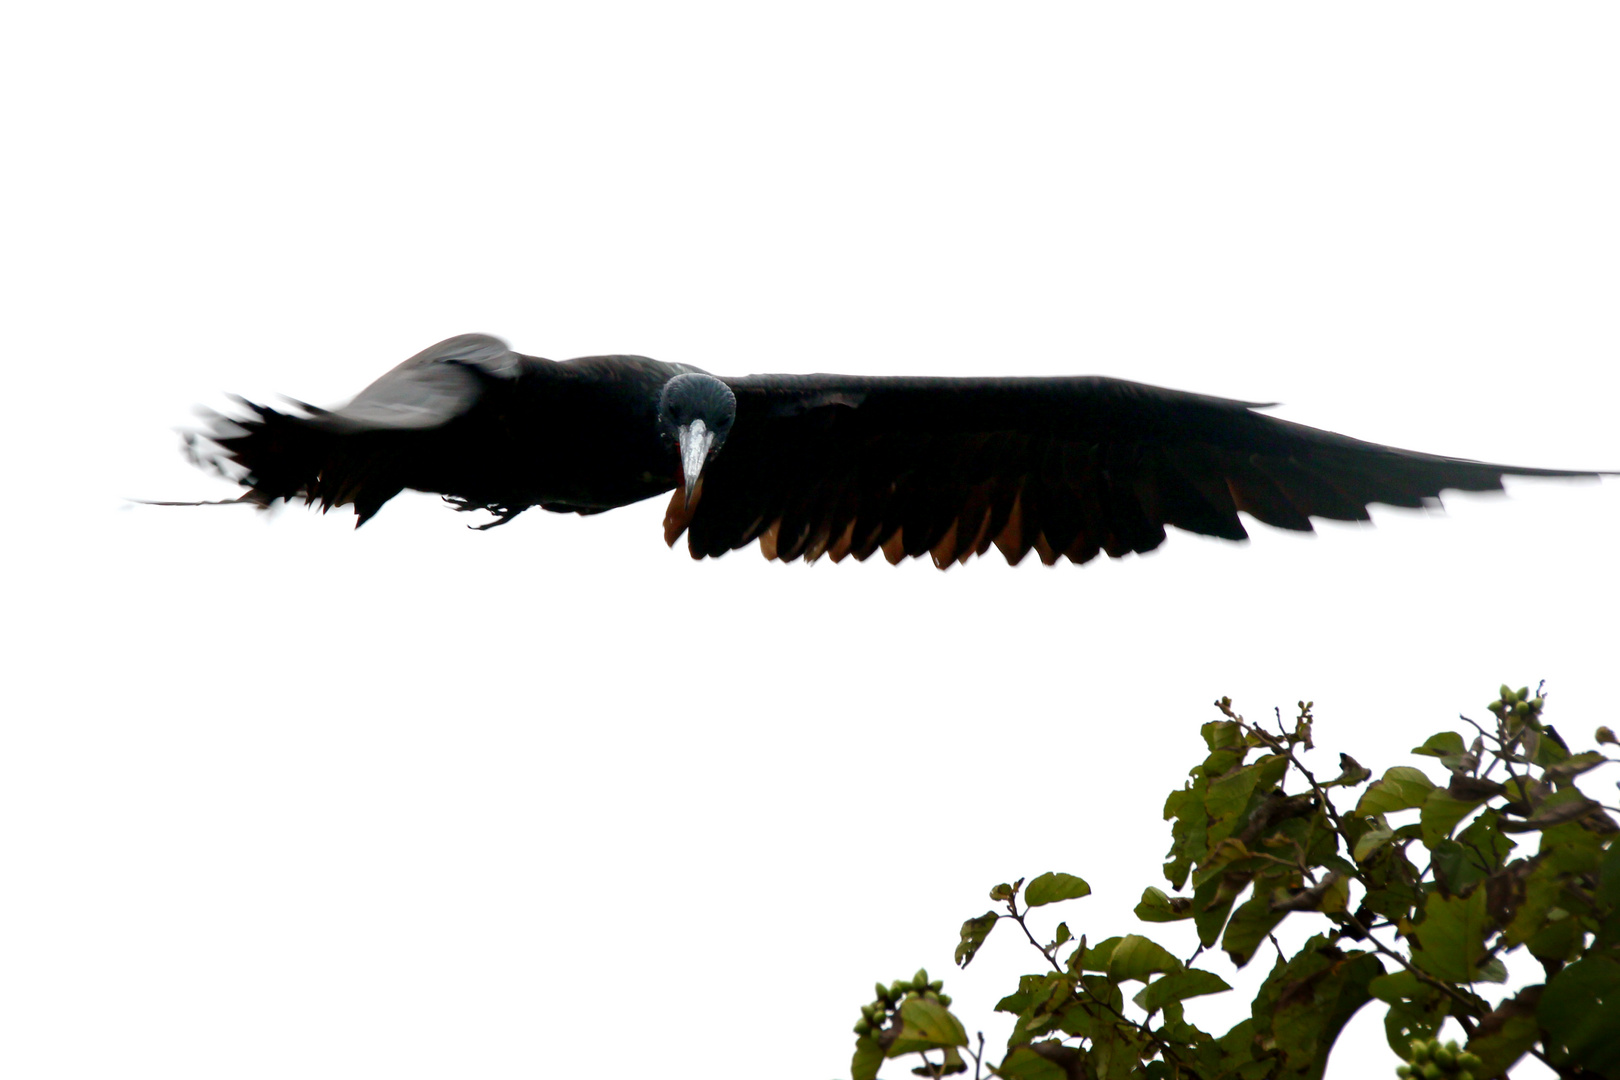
196,334 -> 526,524
666,374 -> 1599,568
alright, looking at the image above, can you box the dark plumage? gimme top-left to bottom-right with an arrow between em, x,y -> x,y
187,333 -> 1605,568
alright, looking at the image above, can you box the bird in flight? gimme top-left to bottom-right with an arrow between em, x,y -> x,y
178,333 -> 1602,569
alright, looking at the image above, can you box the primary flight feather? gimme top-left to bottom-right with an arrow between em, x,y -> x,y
183,333 -> 1602,569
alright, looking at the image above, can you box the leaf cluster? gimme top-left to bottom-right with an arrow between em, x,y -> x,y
845,686 -> 1620,1079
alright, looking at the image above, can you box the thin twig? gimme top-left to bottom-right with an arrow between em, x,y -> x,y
1248,725 -> 1349,837
1006,902 -> 1062,973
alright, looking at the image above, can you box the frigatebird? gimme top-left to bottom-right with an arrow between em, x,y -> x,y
183,333 -> 1602,569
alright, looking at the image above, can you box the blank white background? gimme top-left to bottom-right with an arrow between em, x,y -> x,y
3,4 -> 1617,1078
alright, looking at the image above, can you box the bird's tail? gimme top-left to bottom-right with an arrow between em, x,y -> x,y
183,399 -> 405,526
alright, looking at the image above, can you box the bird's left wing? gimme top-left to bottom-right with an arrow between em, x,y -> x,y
306,333 -> 523,431
666,373 -> 1600,569
192,334 -> 528,525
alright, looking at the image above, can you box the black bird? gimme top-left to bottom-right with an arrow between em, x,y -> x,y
186,333 -> 1603,569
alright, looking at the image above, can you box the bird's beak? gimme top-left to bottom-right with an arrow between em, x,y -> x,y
677,419 -> 714,508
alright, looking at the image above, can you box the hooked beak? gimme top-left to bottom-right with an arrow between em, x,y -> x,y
677,419 -> 714,508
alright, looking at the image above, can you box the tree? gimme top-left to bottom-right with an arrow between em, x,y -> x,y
847,687 -> 1620,1079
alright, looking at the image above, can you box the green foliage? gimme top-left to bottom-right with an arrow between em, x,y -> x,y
843,685 -> 1620,1079
1028,873 -> 1093,908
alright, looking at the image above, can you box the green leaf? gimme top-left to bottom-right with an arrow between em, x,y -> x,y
1204,757 -> 1287,839
1009,972 -> 1075,1043
955,911 -> 998,968
1412,889 -> 1491,983
851,1036 -> 883,1080
1412,731 -> 1466,757
1355,767 -> 1436,816
1106,934 -> 1181,982
1135,886 -> 1193,922
1458,809 -> 1513,860
1539,955 -> 1620,1076
1352,814 -> 1394,863
1357,843 -> 1421,924
1221,889 -> 1286,968
1080,936 -> 1123,972
1025,872 -> 1092,907
1530,724 -> 1572,766
1431,841 -> 1485,896
1250,938 -> 1381,1080
1538,799 -> 1606,872
994,974 -> 1054,1017
1192,871 -> 1247,947
888,995 -> 968,1055
1501,859 -> 1568,947
1132,968 -> 1232,1015
1368,970 -> 1449,1056
1526,913 -> 1584,965
1162,779 -> 1213,891
1597,842 -> 1620,950
1419,790 -> 1485,849
995,1046 -> 1069,1080
1195,1018 -> 1267,1080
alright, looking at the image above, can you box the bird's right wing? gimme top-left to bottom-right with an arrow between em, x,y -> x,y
668,373 -> 1600,569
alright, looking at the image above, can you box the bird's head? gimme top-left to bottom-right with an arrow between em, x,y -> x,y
657,372 -> 737,506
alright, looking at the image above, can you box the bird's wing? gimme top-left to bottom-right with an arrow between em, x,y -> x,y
309,333 -> 523,431
192,334 -> 529,525
667,373 -> 1598,568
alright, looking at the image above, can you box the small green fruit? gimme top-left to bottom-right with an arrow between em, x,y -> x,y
875,982 -> 890,1002
1499,685 -> 1514,702
1395,1066 -> 1412,1079
891,980 -> 910,998
1456,1072 -> 1474,1080
1421,1064 -> 1442,1080
1410,1040 -> 1432,1063
938,993 -> 952,1006
929,980 -> 944,992
1457,1052 -> 1483,1072
1433,1046 -> 1455,1069
1516,686 -> 1530,701
854,1019 -> 872,1036
913,968 -> 929,987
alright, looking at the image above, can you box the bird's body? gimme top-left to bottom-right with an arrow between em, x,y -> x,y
210,337 -> 702,526
188,334 -> 1603,568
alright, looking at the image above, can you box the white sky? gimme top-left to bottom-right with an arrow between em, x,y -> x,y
4,4 -> 1618,1078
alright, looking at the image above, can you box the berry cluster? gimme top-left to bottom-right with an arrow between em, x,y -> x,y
1394,1038 -> 1484,1080
852,968 -> 951,1037
1487,684 -> 1543,722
